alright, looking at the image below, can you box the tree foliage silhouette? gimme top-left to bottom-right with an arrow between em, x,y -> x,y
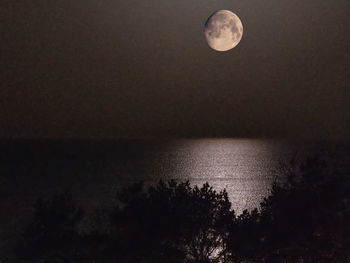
14,156 -> 350,263
16,191 -> 83,262
257,156 -> 350,262
110,180 -> 234,263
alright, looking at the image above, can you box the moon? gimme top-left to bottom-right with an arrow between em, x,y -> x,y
204,10 -> 243,51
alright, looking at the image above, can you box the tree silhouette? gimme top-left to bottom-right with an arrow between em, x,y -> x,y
15,190 -> 83,262
110,180 -> 234,263
14,155 -> 350,263
227,208 -> 266,263
258,156 -> 350,262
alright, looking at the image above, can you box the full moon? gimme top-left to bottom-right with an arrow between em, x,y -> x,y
204,10 -> 243,51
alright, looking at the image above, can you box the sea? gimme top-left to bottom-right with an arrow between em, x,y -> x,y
0,139 -> 349,259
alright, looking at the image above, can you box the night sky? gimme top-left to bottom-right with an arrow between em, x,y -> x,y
1,0 -> 349,139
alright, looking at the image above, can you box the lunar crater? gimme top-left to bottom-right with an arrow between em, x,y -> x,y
204,10 -> 243,51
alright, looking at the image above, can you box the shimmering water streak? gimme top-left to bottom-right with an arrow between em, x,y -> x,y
1,139 -> 348,217
139,139 -> 290,213
135,139 -> 348,213
0,139 -> 348,260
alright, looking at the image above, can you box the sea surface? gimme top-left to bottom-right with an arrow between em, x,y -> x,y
0,139 -> 349,258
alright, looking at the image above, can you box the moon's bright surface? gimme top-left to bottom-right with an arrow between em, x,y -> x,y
204,10 -> 243,51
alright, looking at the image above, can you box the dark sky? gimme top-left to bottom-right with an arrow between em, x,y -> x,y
1,0 -> 349,139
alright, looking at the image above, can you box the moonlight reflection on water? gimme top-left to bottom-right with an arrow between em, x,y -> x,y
145,139 -> 287,213
0,139 -> 348,258
2,138 -> 346,234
